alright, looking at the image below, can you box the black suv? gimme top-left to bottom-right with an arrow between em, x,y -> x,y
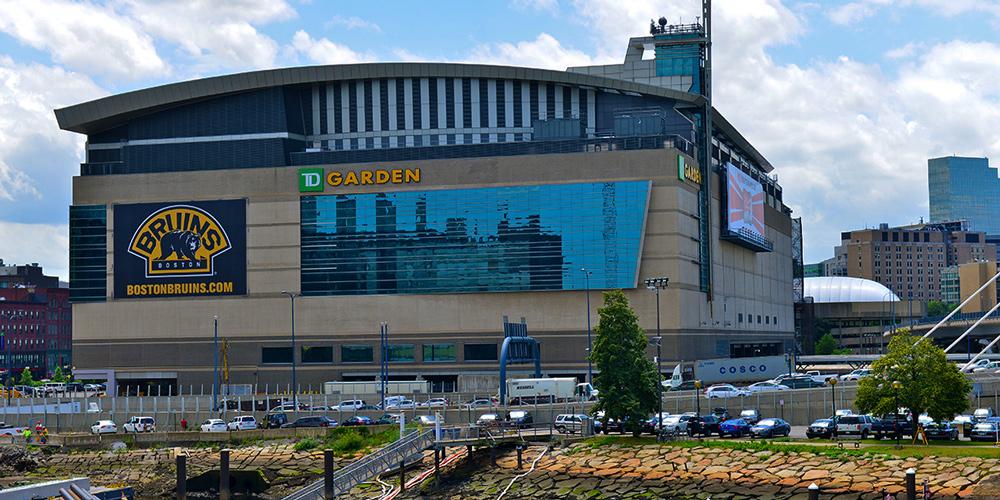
687,415 -> 721,436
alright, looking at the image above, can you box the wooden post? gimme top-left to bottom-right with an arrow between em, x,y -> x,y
516,445 -> 523,470
323,449 -> 334,499
219,449 -> 231,500
434,446 -> 441,487
399,460 -> 406,491
176,454 -> 186,500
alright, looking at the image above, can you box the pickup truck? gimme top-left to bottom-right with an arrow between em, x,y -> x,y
803,370 -> 838,385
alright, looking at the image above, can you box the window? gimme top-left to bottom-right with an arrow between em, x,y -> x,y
464,343 -> 498,361
301,346 -> 333,364
386,344 -> 415,362
300,181 -> 650,296
262,347 -> 293,364
423,344 -> 456,362
341,345 -> 373,363
69,205 -> 107,303
737,313 -> 743,323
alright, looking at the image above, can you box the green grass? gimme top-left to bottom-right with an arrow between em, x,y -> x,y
291,427 -> 400,456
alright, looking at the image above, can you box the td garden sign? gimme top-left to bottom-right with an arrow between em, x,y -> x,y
299,167 -> 421,192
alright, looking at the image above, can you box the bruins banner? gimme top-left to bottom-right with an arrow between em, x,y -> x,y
114,199 -> 247,298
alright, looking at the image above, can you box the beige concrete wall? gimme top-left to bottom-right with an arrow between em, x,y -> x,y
72,148 -> 795,385
960,261 -> 998,313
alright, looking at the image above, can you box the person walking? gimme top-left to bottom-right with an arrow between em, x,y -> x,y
180,417 -> 188,431
22,427 -> 31,444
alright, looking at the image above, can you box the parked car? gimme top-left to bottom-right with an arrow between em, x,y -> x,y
476,414 -> 500,428
974,408 -> 994,422
227,415 -> 257,431
342,416 -> 373,426
746,381 -> 789,393
462,398 -> 495,409
802,370 -> 838,385
806,419 -> 835,439
200,419 -> 227,432
554,414 -> 590,434
265,413 -> 288,429
972,361 -> 1000,373
923,421 -> 959,441
415,415 -> 439,426
641,413 -> 672,434
876,414 -> 914,438
739,409 -> 761,425
704,385 -> 749,399
660,415 -> 695,434
835,415 -> 875,438
593,411 -> 625,434
375,414 -> 401,425
718,419 -> 752,438
712,408 -> 730,421
91,420 -> 118,434
282,416 -> 336,428
666,380 -> 698,391
750,418 -> 791,438
65,383 -> 85,393
687,415 -> 721,437
970,421 -> 1000,442
420,398 -> 449,408
834,409 -> 854,418
509,410 -> 533,428
779,376 -> 826,389
386,399 -> 416,409
840,369 -> 871,381
123,416 -> 156,433
333,400 -> 367,411
271,403 -> 309,412
84,384 -> 104,394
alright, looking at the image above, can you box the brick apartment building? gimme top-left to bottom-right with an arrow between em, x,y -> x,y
0,262 -> 71,380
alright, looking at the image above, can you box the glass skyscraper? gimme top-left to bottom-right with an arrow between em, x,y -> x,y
929,156 -> 1000,234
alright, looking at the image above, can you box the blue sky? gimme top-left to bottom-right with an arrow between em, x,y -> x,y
0,0 -> 999,280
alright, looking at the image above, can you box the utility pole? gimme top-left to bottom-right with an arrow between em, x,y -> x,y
645,277 -> 669,434
281,291 -> 299,407
582,268 -> 593,385
213,315 -> 219,412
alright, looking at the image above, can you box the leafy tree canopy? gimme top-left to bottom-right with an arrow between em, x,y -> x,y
855,330 -> 971,424
19,367 -> 34,387
814,332 -> 851,355
589,289 -> 659,436
926,300 -> 957,318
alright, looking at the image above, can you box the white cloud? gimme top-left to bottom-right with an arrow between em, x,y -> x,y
466,33 -> 599,70
827,0 -> 1000,25
289,30 -> 375,65
0,0 -> 168,79
884,42 -> 924,59
511,0 -> 559,12
325,15 -> 382,33
121,0 -> 297,72
0,221 -> 69,281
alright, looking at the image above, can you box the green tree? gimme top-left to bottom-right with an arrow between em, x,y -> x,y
855,330 -> 971,424
19,367 -> 34,387
52,366 -> 66,383
814,332 -> 838,355
926,300 -> 957,317
589,290 -> 659,437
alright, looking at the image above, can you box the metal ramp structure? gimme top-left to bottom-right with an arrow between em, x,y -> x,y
282,430 -> 435,500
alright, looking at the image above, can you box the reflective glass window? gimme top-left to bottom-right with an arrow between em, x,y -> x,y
301,346 -> 333,363
341,345 -> 373,363
464,343 -> 498,361
301,181 -> 649,295
386,344 -> 414,362
262,347 -> 293,364
69,205 -> 107,302
423,344 -> 456,362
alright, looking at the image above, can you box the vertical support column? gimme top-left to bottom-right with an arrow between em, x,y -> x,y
516,445 -> 523,470
176,454 -> 187,500
905,468 -> 916,500
399,460 -> 406,491
434,447 -> 441,487
324,449 -> 334,499
807,483 -> 819,500
219,449 -> 231,500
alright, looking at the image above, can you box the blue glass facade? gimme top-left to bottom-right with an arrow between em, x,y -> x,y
654,34 -> 702,93
69,205 -> 107,303
929,156 -> 1000,234
300,181 -> 650,296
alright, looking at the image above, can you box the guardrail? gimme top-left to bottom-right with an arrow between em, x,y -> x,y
283,430 -> 435,500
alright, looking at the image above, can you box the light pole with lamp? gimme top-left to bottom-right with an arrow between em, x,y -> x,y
212,315 -> 219,412
582,268 -> 593,385
645,277 -> 669,433
828,377 -> 838,419
280,291 -> 299,407
892,380 -> 902,448
694,380 -> 702,417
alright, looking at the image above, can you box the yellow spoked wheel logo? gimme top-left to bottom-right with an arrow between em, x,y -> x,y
128,205 -> 232,278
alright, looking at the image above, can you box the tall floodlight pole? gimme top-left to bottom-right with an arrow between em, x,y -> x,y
380,322 -> 388,410
645,277 -> 669,433
582,268 -> 593,385
213,315 -> 219,412
281,291 -> 298,407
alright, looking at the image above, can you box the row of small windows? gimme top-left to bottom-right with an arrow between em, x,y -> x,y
736,313 -> 779,326
260,343 -> 500,365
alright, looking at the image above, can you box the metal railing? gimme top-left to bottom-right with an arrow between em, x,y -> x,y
283,429 -> 435,500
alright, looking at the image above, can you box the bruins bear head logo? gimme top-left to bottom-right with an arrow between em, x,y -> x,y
128,205 -> 231,278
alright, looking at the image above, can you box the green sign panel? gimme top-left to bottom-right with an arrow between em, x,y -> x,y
299,168 -> 324,192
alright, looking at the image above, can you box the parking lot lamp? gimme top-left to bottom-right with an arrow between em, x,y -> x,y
213,315 -> 219,412
281,291 -> 299,407
828,377 -> 838,418
892,380 -> 902,448
582,268 -> 593,385
694,380 -> 702,417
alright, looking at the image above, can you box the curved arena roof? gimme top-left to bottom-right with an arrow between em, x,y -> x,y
52,62 -> 772,172
804,277 -> 900,303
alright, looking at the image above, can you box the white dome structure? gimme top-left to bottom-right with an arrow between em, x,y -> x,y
803,277 -> 900,303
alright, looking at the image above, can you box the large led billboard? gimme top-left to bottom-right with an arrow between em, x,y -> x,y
113,199 -> 247,298
725,162 -> 766,241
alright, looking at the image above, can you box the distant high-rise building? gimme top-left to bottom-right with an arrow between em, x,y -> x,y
940,266 -> 960,304
838,221 -> 995,302
803,263 -> 824,277
929,156 -> 1000,234
0,261 -> 59,289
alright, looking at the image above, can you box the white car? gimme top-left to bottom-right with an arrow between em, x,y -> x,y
835,409 -> 854,417
228,415 -> 257,431
704,384 -> 750,399
463,399 -> 495,409
386,399 -> 416,409
746,381 -> 790,393
661,415 -> 693,433
200,419 -> 228,432
419,398 -> 449,408
972,361 -> 1000,373
123,416 -> 155,433
840,369 -> 871,381
964,359 -> 993,372
91,420 -> 118,434
334,400 -> 366,411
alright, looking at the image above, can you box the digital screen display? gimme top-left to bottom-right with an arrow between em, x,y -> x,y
725,162 -> 766,239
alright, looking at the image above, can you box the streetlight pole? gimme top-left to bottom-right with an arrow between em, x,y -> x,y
828,377 -> 838,418
892,380 -> 902,448
582,268 -> 593,385
645,277 -> 669,432
281,291 -> 299,407
213,315 -> 219,413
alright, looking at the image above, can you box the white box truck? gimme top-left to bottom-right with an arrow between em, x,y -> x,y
323,380 -> 430,396
506,378 -> 580,404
